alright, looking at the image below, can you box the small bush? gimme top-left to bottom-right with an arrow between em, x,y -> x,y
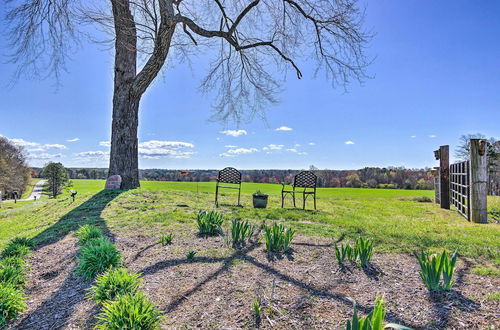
1,243 -> 31,259
355,237 -> 374,267
158,234 -> 173,246
95,292 -> 162,330
0,264 -> 25,288
263,223 -> 295,253
231,219 -> 254,246
346,297 -> 410,330
0,283 -> 26,327
415,250 -> 457,291
186,251 -> 197,260
76,225 -> 103,244
197,211 -> 224,236
89,268 -> 141,304
9,237 -> 35,249
77,237 -> 121,279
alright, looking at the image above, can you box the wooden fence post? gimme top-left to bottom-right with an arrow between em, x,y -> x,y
439,145 -> 450,209
469,139 -> 488,223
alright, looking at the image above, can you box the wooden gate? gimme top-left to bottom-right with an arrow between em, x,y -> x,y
449,161 -> 470,220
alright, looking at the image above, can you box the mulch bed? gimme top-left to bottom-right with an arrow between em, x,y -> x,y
10,230 -> 499,329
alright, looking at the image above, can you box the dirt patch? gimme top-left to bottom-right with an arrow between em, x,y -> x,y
10,229 -> 499,329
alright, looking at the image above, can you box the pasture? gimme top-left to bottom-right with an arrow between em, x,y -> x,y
0,179 -> 498,329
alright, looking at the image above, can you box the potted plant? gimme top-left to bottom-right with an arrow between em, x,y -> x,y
252,190 -> 269,208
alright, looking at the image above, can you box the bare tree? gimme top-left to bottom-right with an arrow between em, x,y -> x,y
4,0 -> 371,188
0,136 -> 31,198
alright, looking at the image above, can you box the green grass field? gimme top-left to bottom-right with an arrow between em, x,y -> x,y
1,179 -> 499,261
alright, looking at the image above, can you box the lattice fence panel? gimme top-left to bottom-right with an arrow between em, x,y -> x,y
450,160 -> 470,220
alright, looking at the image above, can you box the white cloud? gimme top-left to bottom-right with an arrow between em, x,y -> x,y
138,140 -> 195,159
10,138 -> 39,147
308,142 -> 316,146
410,135 -> 416,138
224,145 -> 238,148
345,141 -> 355,145
220,129 -> 247,137
275,126 -> 293,131
66,138 -> 80,142
220,147 -> 259,157
99,141 -> 111,147
429,135 -> 437,138
267,144 -> 284,150
75,150 -> 109,163
294,144 -> 301,147
298,152 -> 308,155
29,153 -> 62,159
43,144 -> 67,150
286,148 -> 298,153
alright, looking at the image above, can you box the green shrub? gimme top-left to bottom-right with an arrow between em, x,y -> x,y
9,237 -> 35,249
76,225 -> 103,244
197,211 -> 224,236
231,219 -> 254,246
263,223 -> 295,253
415,250 -> 457,291
346,297 -> 410,330
1,243 -> 31,259
0,257 -> 25,269
355,237 -> 374,267
0,264 -> 25,288
0,283 -> 26,327
89,268 -> 141,304
95,292 -> 162,330
158,234 -> 173,246
77,237 -> 121,279
186,251 -> 197,261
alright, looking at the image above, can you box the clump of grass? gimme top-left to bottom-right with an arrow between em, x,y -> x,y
413,196 -> 433,203
197,210 -> 224,236
486,292 -> 500,301
95,292 -> 162,330
158,234 -> 173,246
0,283 -> 26,327
355,237 -> 374,267
415,250 -> 457,291
252,298 -> 262,324
346,297 -> 410,330
89,268 -> 141,304
77,237 -> 121,280
471,265 -> 500,277
0,257 -> 25,269
1,243 -> 31,259
231,219 -> 254,246
334,243 -> 356,264
9,237 -> 35,249
263,223 -> 295,253
186,251 -> 197,261
76,225 -> 103,244
0,264 -> 25,288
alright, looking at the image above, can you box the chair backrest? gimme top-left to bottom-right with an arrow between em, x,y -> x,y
293,171 -> 317,188
218,167 -> 242,184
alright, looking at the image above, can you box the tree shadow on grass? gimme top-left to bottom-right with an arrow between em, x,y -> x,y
13,190 -> 123,329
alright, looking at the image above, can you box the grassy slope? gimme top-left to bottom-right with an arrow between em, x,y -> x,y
0,179 -> 499,261
20,178 -> 40,199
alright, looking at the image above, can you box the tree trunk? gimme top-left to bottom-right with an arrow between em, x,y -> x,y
108,0 -> 139,189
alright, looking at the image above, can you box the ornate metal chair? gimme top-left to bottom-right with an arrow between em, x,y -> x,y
215,167 -> 242,207
281,171 -> 317,210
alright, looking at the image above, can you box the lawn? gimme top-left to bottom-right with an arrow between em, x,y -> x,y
0,179 -> 498,329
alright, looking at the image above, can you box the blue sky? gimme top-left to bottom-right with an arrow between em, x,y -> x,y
0,0 -> 498,169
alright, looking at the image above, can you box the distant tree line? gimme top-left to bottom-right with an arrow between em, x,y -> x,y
0,136 -> 31,199
31,166 -> 435,190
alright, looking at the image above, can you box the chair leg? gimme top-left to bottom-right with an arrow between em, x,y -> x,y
281,192 -> 284,208
303,194 -> 306,210
314,194 -> 317,210
293,192 -> 296,208
237,187 -> 241,206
